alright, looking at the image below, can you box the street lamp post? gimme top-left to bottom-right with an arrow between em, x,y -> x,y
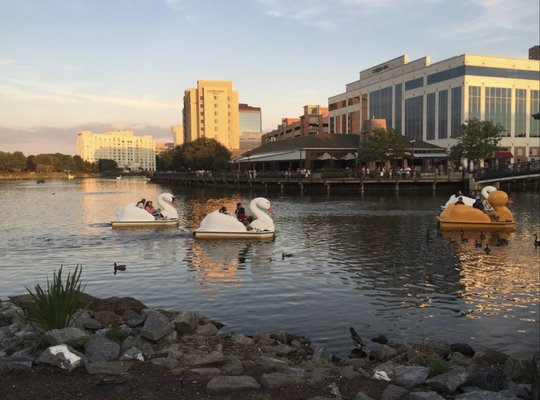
409,139 -> 416,177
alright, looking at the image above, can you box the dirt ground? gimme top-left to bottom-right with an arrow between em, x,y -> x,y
0,362 -> 390,400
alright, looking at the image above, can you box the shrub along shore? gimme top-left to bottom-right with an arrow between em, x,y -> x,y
0,292 -> 538,400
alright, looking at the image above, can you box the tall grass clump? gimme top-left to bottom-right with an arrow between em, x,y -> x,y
21,265 -> 87,332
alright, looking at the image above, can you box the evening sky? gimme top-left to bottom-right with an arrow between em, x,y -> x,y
0,0 -> 538,155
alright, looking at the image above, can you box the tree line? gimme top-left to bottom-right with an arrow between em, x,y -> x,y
1,119 -> 504,174
0,152 -> 98,173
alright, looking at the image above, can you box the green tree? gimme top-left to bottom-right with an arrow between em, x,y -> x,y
171,138 -> 231,171
34,154 -> 55,172
358,128 -> 406,163
450,118 -> 504,168
97,159 -> 120,173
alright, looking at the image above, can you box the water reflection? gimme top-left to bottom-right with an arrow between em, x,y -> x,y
0,179 -> 538,355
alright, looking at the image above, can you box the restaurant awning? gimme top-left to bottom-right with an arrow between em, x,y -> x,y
341,152 -> 357,160
495,151 -> 513,159
317,152 -> 337,160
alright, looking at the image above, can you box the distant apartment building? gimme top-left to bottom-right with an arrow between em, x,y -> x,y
239,103 -> 262,150
76,130 -> 156,171
262,105 -> 329,144
328,53 -> 540,162
182,80 -> 240,150
171,125 -> 184,147
155,142 -> 174,155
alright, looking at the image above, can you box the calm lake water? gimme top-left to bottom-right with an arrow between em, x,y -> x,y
1,177 -> 538,357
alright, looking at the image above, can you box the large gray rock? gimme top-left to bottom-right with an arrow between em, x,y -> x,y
381,384 -> 408,400
172,311 -> 199,334
503,351 -> 538,384
221,356 -> 244,375
255,355 -> 289,371
84,335 -> 120,363
44,327 -> 90,348
421,338 -> 451,358
260,372 -> 297,389
0,354 -> 34,373
206,375 -> 261,394
231,333 -> 254,345
183,351 -> 224,367
371,344 -> 399,362
36,344 -> 83,371
119,347 -> 144,361
426,366 -> 469,395
453,390 -> 519,399
195,323 -> 218,336
121,309 -> 146,328
141,310 -> 174,342
394,365 -> 429,389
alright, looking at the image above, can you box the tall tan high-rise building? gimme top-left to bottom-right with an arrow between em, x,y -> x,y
171,125 -> 183,146
183,80 -> 240,150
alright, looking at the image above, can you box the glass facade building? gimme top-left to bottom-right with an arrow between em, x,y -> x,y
328,53 -> 540,161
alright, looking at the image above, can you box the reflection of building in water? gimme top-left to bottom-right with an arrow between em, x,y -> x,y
188,240 -> 275,288
453,231 -> 539,322
189,242 -> 244,288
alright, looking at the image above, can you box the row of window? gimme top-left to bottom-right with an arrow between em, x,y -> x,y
331,86 -> 539,139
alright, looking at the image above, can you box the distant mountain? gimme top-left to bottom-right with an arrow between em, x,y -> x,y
0,124 -> 174,156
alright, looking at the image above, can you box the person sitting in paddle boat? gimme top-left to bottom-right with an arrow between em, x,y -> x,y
219,206 -> 229,215
455,197 -> 465,205
145,201 -> 163,219
136,198 -> 146,209
237,207 -> 247,223
472,196 -> 484,211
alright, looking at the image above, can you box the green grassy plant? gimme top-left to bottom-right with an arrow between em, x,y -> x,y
21,265 -> 87,332
427,355 -> 450,377
106,327 -> 128,344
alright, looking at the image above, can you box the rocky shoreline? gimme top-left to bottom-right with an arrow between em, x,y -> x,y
1,294 -> 538,400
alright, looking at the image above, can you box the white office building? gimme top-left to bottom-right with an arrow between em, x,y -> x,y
328,53 -> 540,162
76,130 -> 156,171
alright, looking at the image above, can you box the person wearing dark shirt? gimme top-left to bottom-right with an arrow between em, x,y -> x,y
472,196 -> 485,211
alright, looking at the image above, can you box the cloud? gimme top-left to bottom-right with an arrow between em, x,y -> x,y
2,78 -> 178,110
0,123 -> 174,155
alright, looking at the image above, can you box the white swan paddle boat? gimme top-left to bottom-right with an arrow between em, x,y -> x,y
194,197 -> 275,239
111,193 -> 179,228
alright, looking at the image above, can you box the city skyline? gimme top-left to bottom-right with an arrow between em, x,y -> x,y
1,0 -> 539,155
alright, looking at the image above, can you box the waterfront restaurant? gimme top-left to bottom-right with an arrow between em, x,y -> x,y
233,133 -> 447,173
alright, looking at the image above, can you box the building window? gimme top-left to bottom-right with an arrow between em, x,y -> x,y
468,86 -> 481,120
427,93 -> 436,140
369,86 -> 393,128
394,83 -> 402,134
405,95 -> 423,140
451,87 -> 462,138
485,87 -> 511,136
531,90 -> 540,137
405,77 -> 423,91
515,89 -> 526,137
438,90 -> 448,139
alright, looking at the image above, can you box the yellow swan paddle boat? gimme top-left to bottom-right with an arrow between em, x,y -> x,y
438,188 -> 515,231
